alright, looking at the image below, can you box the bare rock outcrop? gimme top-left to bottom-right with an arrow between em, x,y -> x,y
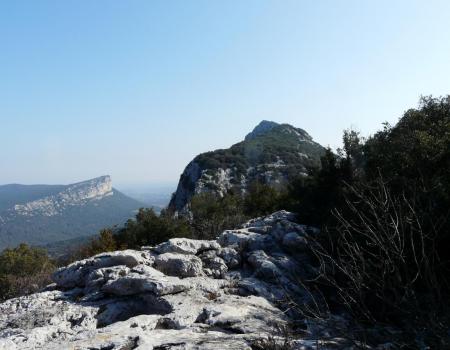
0,211 -> 330,350
168,122 -> 326,214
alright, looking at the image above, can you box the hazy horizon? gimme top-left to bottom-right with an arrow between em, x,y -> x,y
0,176 -> 177,189
2,1 -> 450,185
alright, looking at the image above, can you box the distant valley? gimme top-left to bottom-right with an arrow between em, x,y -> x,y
0,176 -> 144,250
119,184 -> 175,213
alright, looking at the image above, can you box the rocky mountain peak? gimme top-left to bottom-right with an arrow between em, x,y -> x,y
169,121 -> 325,213
245,121 -> 313,143
245,120 -> 279,140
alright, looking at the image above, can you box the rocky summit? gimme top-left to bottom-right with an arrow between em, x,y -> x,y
0,211 -> 345,350
169,121 -> 325,214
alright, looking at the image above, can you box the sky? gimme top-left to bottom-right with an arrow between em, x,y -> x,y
1,0 -> 450,187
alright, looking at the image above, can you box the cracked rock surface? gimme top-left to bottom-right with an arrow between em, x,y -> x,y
0,211 -> 323,350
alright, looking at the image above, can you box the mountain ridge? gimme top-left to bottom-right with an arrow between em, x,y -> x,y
0,176 -> 144,250
9,176 -> 113,217
169,121 -> 326,212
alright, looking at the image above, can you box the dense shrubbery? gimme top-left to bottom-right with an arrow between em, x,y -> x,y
190,192 -> 246,240
65,208 -> 193,262
115,208 -> 192,248
189,183 -> 283,239
0,244 -> 55,301
286,96 -> 450,347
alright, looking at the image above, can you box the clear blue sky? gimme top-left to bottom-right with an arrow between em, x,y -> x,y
1,0 -> 450,186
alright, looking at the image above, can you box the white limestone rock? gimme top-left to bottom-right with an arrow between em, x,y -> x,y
13,176 -> 114,217
0,211 -> 334,350
84,265 -> 130,294
52,250 -> 153,288
199,294 -> 286,334
248,250 -> 283,281
199,250 -> 228,278
154,237 -> 220,255
0,290 -> 98,349
102,265 -> 191,296
95,293 -> 172,327
218,247 -> 241,269
242,210 -> 298,229
218,229 -> 262,250
282,231 -> 308,251
154,252 -> 205,278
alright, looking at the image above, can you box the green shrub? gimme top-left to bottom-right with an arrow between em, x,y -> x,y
0,244 -> 55,301
243,181 -> 284,217
190,192 -> 246,239
115,208 -> 192,248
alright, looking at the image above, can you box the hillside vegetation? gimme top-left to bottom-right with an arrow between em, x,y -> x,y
169,121 -> 325,212
195,123 -> 324,173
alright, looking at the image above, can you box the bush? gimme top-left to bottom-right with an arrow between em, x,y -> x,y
61,208 -> 192,263
115,208 -> 192,248
243,181 -> 284,217
190,192 -> 246,239
364,96 -> 450,286
285,144 -> 359,226
189,181 -> 286,239
327,182 -> 441,306
66,228 -> 119,262
0,243 -> 55,301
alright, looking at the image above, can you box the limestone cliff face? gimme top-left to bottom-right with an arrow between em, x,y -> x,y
0,176 -> 143,249
169,121 -> 326,213
170,161 -> 202,212
13,176 -> 113,217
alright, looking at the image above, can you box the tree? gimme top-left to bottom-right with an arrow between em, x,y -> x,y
340,129 -> 365,179
115,208 -> 192,248
364,96 -> 450,289
74,228 -> 118,259
287,96 -> 450,347
285,147 -> 349,225
243,181 -> 282,217
190,192 -> 246,239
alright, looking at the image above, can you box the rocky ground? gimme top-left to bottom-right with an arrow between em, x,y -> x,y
0,211 -> 350,349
